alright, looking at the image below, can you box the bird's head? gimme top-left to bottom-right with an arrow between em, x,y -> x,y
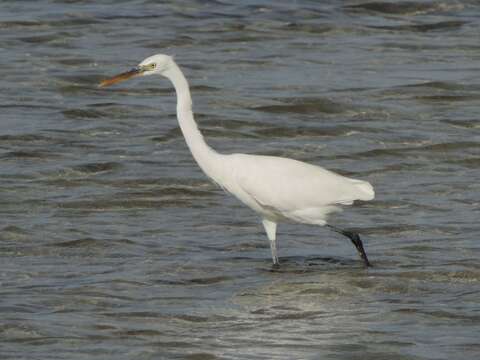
99,53 -> 174,87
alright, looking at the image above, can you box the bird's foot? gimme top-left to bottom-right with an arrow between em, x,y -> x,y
271,260 -> 280,270
326,225 -> 372,268
342,231 -> 371,268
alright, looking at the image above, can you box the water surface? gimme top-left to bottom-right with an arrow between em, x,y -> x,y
1,1 -> 480,359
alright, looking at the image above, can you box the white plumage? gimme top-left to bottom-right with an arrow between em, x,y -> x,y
100,54 -> 375,267
229,154 -> 374,224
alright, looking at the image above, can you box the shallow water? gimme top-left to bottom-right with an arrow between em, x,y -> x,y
1,1 -> 480,359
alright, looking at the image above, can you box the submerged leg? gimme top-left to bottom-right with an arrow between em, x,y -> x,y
262,219 -> 279,267
327,225 -> 371,267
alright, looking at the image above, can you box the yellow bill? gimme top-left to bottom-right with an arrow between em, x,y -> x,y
99,67 -> 143,88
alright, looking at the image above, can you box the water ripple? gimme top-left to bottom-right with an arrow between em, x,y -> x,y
1,1 -> 479,359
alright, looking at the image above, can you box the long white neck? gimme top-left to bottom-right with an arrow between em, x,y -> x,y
163,61 -> 223,182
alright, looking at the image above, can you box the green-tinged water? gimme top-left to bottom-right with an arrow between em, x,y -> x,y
1,1 -> 480,359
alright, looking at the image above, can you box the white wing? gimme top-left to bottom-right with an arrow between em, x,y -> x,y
231,154 -> 374,224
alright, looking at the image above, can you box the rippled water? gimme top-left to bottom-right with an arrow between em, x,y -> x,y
1,1 -> 480,359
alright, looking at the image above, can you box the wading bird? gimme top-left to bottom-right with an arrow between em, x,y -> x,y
100,54 -> 375,267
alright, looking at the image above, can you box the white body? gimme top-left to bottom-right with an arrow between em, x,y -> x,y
137,55 -> 375,264
215,153 -> 374,225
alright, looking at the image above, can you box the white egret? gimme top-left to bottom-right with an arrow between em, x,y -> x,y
100,54 -> 375,267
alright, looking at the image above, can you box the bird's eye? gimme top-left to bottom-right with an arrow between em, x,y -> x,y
149,63 -> 156,69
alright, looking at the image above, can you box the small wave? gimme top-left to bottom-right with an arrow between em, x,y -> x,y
184,275 -> 234,285
270,310 -> 324,320
346,2 -> 455,15
336,141 -> 480,160
446,157 -> 480,169
401,81 -> 473,91
1,150 -> 56,160
141,35 -> 196,49
203,241 -> 268,252
50,238 -> 100,248
174,314 -> 234,322
46,17 -> 101,27
396,270 -> 480,284
441,119 -> 480,129
361,223 -> 420,235
252,125 -> 370,138
50,237 -> 135,248
119,187 -> 215,199
71,161 -> 122,174
190,85 -> 221,92
281,23 -> 336,34
370,20 -> 467,33
395,308 -> 480,321
0,16 -> 100,29
57,198 -> 191,211
113,329 -> 162,337
62,108 -> 107,119
253,97 -> 350,114
19,34 -> 58,44
415,94 -> 480,103
98,14 -> 166,21
361,163 -> 424,175
0,226 -> 29,242
0,104 -> 60,110
0,134 -> 52,143
54,57 -> 94,66
0,20 -> 42,29
183,353 -> 219,360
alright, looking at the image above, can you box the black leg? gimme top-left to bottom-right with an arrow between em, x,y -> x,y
327,225 -> 371,267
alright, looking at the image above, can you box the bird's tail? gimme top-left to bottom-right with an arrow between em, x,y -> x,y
349,179 -> 375,201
